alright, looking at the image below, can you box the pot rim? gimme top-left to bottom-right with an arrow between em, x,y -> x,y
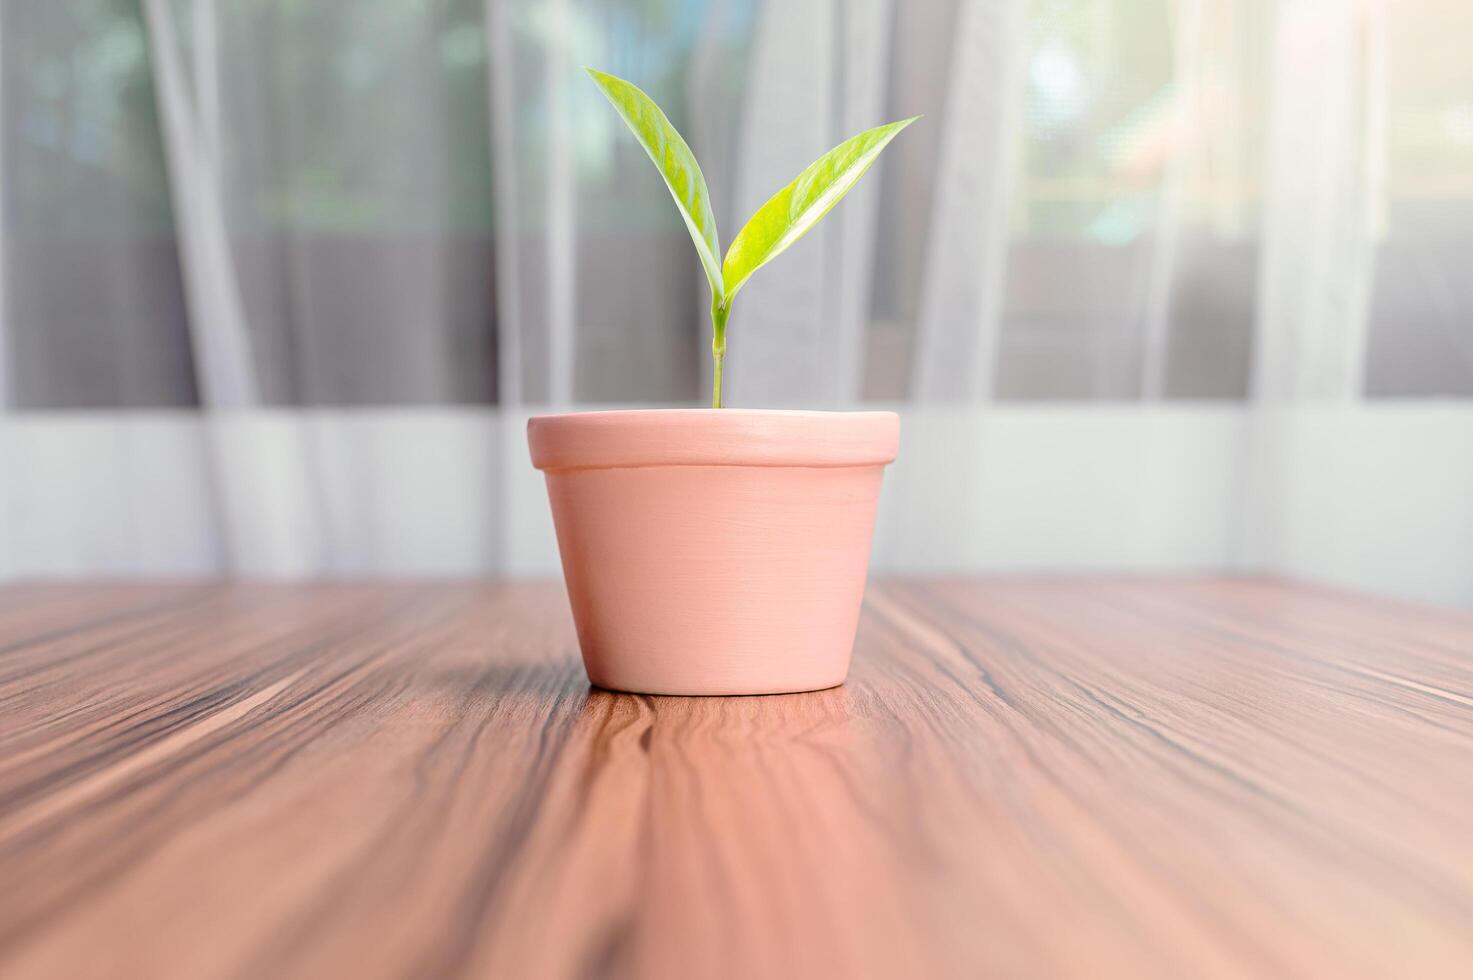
528,408 -> 899,472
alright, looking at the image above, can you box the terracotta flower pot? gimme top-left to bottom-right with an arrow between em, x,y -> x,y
528,409 -> 899,696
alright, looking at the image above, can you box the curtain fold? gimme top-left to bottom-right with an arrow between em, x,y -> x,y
143,0 -> 259,407
829,0 -> 894,405
912,0 -> 1023,403
1135,0 -> 1202,399
722,0 -> 836,406
484,0 -> 524,408
1252,0 -> 1383,402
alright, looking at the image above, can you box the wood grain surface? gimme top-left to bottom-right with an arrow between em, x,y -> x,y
1,578 -> 1471,979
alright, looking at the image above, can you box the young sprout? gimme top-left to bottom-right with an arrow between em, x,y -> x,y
586,67 -> 917,408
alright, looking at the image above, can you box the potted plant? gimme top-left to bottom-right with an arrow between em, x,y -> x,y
528,68 -> 915,695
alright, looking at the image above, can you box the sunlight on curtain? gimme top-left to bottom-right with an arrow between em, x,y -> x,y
1365,2 -> 1473,397
3,0 -> 1468,409
1254,0 -> 1378,402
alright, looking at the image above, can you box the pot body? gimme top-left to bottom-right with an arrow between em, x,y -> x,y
528,410 -> 898,695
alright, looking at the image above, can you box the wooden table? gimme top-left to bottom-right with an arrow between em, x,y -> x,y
1,579 -> 1471,979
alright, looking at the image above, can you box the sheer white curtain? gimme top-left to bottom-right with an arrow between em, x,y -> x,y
1,0 -> 1471,603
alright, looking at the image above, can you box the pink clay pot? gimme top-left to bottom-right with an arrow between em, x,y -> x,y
528,409 -> 899,696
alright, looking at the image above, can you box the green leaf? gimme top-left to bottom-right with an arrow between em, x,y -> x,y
722,116 -> 918,303
584,67 -> 725,301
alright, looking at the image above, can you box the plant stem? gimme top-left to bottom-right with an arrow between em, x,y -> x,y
710,300 -> 729,409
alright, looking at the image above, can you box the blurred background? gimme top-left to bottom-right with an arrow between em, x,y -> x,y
0,0 -> 1470,605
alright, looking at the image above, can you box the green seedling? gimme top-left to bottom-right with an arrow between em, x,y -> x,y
586,67 -> 917,407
